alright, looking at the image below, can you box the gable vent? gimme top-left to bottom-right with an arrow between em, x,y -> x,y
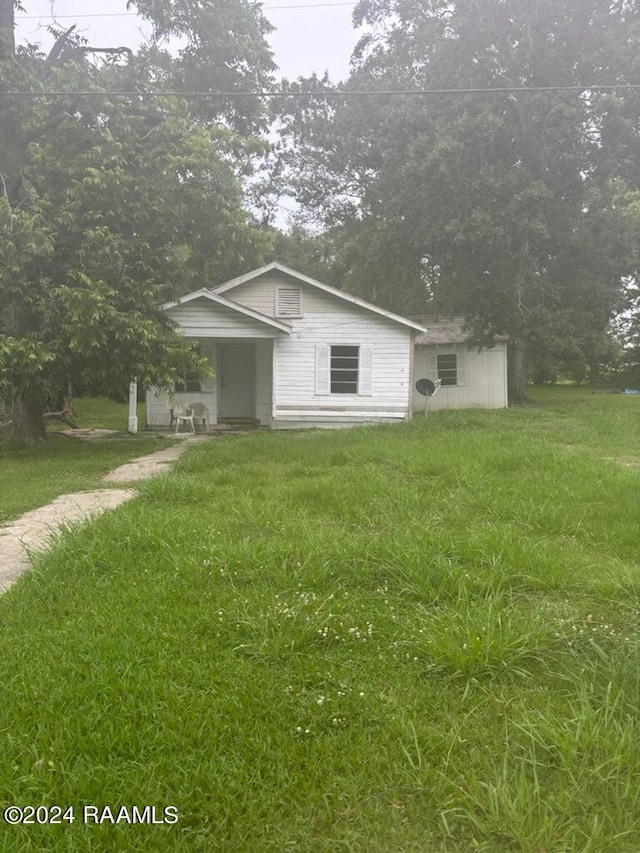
276,287 -> 302,317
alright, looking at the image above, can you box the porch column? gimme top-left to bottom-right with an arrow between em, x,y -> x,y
128,378 -> 138,434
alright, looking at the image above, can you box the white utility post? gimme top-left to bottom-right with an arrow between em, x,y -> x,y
128,378 -> 138,434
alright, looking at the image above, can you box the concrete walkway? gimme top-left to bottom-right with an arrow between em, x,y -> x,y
0,436 -> 209,594
101,436 -> 210,483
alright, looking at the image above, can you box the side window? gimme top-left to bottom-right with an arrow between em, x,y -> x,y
174,377 -> 202,393
315,344 -> 373,395
175,347 -> 203,393
437,353 -> 457,386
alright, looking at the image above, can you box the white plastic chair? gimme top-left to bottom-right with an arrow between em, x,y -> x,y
188,402 -> 209,433
174,403 -> 195,434
166,400 -> 177,430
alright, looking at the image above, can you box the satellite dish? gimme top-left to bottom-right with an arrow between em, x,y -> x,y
416,378 -> 436,397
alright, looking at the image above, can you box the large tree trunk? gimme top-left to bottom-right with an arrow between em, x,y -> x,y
10,389 -> 47,447
508,340 -> 527,404
0,0 -> 15,60
2,0 -> 40,450
0,0 -> 26,202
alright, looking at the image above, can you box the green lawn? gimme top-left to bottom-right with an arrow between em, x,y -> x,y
0,389 -> 639,851
0,397 -> 170,524
42,396 -> 147,432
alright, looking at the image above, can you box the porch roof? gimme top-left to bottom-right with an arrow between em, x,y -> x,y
162,289 -> 293,334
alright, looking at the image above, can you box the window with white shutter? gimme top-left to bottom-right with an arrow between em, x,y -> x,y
276,287 -> 302,317
316,344 -> 374,395
358,345 -> 373,395
456,351 -> 466,386
315,344 -> 330,395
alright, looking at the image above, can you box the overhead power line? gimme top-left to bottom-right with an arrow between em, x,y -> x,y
3,84 -> 640,99
16,2 -> 356,19
17,12 -> 138,19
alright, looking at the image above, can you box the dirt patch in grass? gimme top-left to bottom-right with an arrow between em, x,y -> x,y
605,456 -> 640,469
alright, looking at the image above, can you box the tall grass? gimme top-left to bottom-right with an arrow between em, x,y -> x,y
0,389 -> 639,851
0,434 -> 168,524
0,397 -> 166,523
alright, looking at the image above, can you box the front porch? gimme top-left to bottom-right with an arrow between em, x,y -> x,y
146,338 -> 275,432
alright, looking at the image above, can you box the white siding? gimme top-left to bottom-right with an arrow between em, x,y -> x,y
167,299 -> 281,339
146,389 -> 169,428
272,308 -> 414,426
413,344 -> 508,411
255,339 -> 273,425
220,273 -> 280,316
223,273 -> 370,318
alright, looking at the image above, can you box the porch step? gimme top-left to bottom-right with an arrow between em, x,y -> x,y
217,418 -> 260,427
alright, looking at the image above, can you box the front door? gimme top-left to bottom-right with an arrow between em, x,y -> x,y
218,344 -> 256,419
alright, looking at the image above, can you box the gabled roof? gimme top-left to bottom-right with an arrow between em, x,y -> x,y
161,288 -> 292,334
212,262 -> 427,333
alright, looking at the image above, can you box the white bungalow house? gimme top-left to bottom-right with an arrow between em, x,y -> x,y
146,262 -> 427,429
412,316 -> 509,411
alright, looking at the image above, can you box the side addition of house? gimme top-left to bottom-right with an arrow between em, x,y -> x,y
412,316 -> 508,411
146,262 -> 427,429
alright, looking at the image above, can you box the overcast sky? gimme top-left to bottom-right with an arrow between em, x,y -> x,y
14,0 -> 360,82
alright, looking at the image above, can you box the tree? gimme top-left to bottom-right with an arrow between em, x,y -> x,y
128,0 -> 276,135
266,222 -> 342,285
0,0 -> 275,446
279,0 -> 640,401
614,277 -> 640,387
